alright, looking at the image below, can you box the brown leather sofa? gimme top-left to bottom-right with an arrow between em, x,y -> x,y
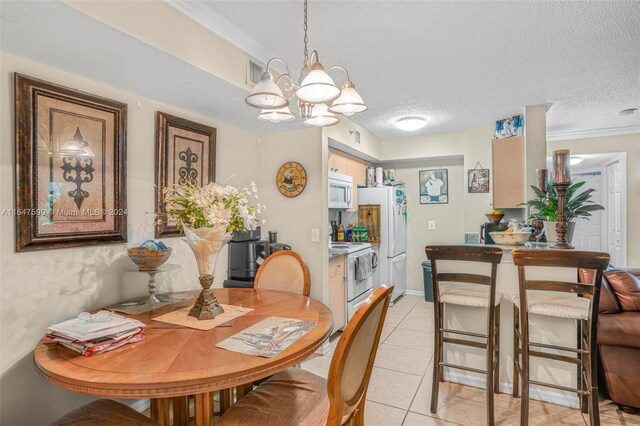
580,267 -> 640,412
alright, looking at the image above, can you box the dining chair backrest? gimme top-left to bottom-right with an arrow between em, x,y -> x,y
424,245 -> 503,306
511,249 -> 611,316
326,284 -> 394,426
253,250 -> 311,297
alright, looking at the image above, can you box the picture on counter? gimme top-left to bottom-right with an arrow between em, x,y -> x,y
155,112 -> 217,237
468,168 -> 490,193
419,169 -> 448,204
14,74 -> 127,252
494,114 -> 523,138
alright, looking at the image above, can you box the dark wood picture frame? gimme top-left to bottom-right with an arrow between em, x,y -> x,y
15,73 -> 127,252
155,112 -> 216,238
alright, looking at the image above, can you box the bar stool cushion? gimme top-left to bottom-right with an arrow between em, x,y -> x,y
51,399 -> 157,425
218,368 -> 329,426
440,284 -> 502,308
510,293 -> 590,320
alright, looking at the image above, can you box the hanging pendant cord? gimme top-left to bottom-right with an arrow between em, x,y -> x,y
303,0 -> 308,66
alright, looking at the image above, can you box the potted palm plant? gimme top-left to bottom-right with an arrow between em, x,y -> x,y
522,181 -> 604,243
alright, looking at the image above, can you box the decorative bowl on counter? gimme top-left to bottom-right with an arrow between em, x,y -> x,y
485,213 -> 505,225
489,231 -> 531,246
128,241 -> 172,271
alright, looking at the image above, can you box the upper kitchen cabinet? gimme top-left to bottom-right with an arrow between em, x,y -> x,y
492,137 -> 525,208
329,151 -> 348,174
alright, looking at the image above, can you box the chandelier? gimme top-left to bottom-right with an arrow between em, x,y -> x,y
245,0 -> 367,127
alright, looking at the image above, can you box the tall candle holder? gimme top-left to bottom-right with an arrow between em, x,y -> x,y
550,149 -> 574,249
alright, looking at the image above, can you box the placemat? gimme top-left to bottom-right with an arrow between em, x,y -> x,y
216,317 -> 317,358
106,293 -> 194,315
152,304 -> 253,331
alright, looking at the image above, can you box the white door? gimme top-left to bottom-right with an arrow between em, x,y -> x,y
571,172 -> 603,251
606,160 -> 624,266
389,253 -> 406,302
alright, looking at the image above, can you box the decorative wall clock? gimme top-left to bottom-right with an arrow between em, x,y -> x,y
276,162 -> 307,198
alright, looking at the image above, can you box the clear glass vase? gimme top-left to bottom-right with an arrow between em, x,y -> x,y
183,225 -> 231,320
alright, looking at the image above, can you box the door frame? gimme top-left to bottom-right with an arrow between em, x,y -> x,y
603,153 -> 627,266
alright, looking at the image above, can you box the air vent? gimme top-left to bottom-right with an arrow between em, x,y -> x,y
350,130 -> 361,145
246,55 -> 265,87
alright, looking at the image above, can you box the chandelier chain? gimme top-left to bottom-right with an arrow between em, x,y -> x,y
303,0 -> 308,66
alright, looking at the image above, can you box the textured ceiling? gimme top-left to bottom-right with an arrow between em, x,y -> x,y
190,0 -> 640,139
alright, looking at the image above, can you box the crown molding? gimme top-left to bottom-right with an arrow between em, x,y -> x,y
166,0 -> 280,67
546,125 -> 640,142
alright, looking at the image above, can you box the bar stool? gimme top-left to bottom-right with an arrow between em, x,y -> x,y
511,249 -> 610,426
425,245 -> 503,426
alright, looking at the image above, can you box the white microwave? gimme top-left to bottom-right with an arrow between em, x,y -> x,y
328,171 -> 353,209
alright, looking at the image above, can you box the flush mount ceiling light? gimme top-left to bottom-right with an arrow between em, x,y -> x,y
619,108 -> 638,116
244,0 -> 366,127
394,117 -> 428,131
570,156 -> 584,166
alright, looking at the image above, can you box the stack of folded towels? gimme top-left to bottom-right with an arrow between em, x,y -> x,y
46,311 -> 145,357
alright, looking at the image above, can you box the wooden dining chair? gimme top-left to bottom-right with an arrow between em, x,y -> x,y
425,245 -> 503,426
50,399 -> 158,425
254,250 -> 311,296
217,284 -> 394,426
511,249 -> 610,426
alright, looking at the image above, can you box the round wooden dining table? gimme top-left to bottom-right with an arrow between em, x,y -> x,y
34,288 -> 333,426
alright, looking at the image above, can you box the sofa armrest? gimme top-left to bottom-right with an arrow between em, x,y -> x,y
620,267 -> 640,279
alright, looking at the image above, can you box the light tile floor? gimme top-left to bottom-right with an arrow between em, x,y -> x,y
300,295 -> 640,426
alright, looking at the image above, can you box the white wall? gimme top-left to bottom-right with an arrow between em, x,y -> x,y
256,128 -> 327,303
462,125 -> 495,232
0,52 -> 262,425
391,160 -> 465,292
379,131 -> 463,161
548,133 -> 640,265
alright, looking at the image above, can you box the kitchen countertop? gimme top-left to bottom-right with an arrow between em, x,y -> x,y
329,242 -> 373,258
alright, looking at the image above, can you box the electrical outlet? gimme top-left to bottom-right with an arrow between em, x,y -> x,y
311,228 -> 320,243
428,220 -> 436,230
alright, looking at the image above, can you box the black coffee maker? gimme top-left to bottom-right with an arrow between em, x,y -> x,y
223,227 -> 291,288
480,222 -> 509,245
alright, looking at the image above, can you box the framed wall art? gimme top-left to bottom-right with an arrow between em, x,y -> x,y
419,168 -> 448,204
155,112 -> 216,237
14,74 -> 127,252
467,163 -> 490,193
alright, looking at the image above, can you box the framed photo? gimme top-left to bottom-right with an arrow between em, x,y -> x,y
14,74 -> 127,252
155,112 -> 216,237
468,168 -> 490,193
494,114 -> 523,138
419,169 -> 448,204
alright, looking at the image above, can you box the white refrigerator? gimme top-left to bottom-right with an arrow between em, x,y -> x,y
358,186 -> 407,302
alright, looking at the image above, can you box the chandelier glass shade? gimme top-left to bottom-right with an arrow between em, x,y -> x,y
244,0 -> 366,127
258,105 -> 295,123
295,63 -> 341,104
245,73 -> 288,109
328,81 -> 367,116
304,103 -> 339,127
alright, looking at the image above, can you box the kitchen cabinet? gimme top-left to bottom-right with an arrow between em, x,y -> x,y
328,255 -> 346,333
492,137 -> 525,208
329,152 -> 348,174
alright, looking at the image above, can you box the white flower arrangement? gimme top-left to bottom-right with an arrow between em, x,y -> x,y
163,181 -> 265,239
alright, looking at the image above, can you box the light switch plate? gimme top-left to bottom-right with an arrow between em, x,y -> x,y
311,228 -> 320,243
428,220 -> 436,230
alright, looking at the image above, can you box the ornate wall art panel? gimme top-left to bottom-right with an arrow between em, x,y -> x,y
14,74 -> 127,252
155,112 -> 216,237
